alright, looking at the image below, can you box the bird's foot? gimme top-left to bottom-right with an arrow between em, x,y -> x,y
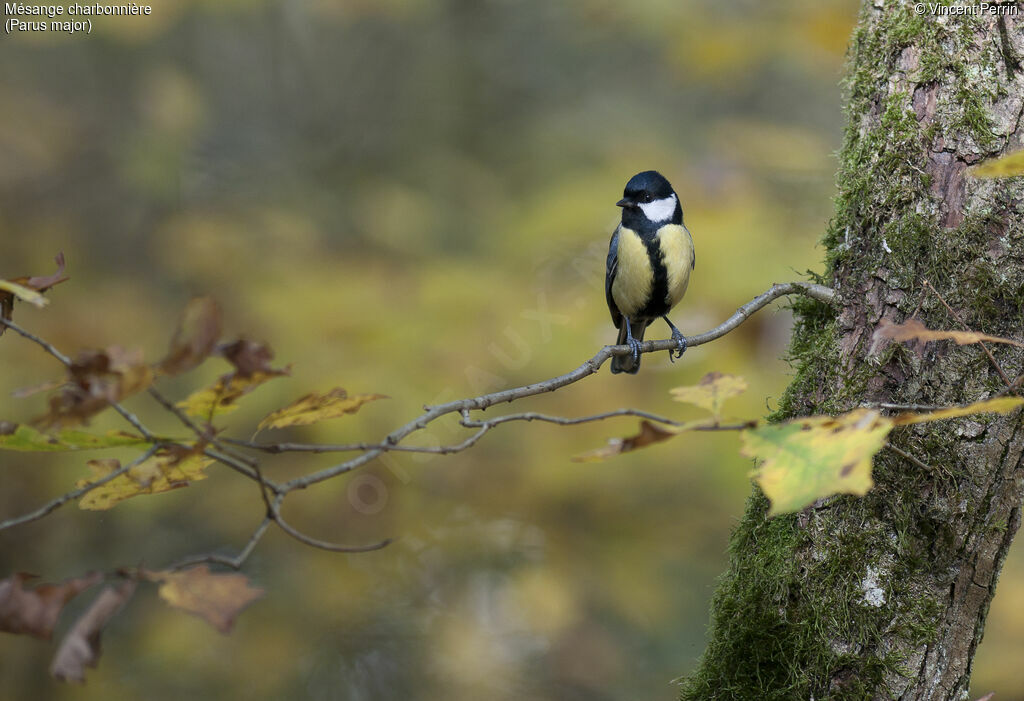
669,328 -> 687,362
628,334 -> 643,367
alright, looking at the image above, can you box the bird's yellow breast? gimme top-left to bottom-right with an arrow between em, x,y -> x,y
611,227 -> 652,318
657,224 -> 693,308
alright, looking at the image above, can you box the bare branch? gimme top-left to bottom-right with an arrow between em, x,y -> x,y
270,495 -> 392,553
281,281 -> 835,491
168,516 -> 272,571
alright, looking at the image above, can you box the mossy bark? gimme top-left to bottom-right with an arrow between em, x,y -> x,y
680,3 -> 1024,700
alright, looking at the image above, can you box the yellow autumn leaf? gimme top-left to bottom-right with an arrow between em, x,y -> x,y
742,409 -> 893,516
77,446 -> 213,510
971,149 -> 1024,178
0,279 -> 48,307
256,388 -> 387,432
892,397 -> 1024,426
145,566 -> 264,633
873,318 -> 1024,349
670,372 -> 748,420
177,369 -> 287,419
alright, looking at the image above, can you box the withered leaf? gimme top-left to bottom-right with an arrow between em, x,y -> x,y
257,387 -> 386,432
571,419 -> 714,463
159,297 -> 222,375
50,580 -> 136,683
218,339 -> 277,375
34,346 -> 154,429
146,566 -> 264,633
0,571 -> 101,640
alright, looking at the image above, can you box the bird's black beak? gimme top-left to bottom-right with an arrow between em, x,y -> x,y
616,198 -> 632,208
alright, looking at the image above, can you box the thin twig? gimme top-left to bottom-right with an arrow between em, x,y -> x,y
0,317 -> 71,364
281,281 -> 835,491
270,495 -> 392,553
886,443 -> 952,478
863,402 -> 944,412
167,516 -> 273,571
922,279 -> 1015,390
148,386 -> 257,466
0,445 -> 161,532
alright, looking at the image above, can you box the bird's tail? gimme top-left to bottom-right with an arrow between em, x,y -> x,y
611,320 -> 646,374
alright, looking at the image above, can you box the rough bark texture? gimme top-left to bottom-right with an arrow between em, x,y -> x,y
680,3 -> 1024,700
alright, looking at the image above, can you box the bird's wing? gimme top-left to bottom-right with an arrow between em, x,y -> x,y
605,226 -> 623,327
687,225 -> 695,270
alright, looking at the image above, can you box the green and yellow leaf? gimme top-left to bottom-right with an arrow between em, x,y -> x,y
742,409 -> 892,516
0,424 -> 150,452
670,372 -> 748,420
256,388 -> 386,432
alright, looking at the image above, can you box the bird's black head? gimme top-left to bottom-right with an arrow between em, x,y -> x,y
616,170 -> 682,228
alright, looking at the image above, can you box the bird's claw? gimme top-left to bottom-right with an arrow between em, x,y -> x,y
669,329 -> 687,362
628,335 -> 642,367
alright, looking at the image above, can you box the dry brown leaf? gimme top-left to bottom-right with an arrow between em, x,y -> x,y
257,388 -> 386,432
146,566 -> 264,633
158,297 -> 222,375
34,346 -> 154,429
50,580 -> 136,683
873,318 -> 1024,350
571,419 -> 712,462
0,571 -> 101,640
218,338 -> 277,375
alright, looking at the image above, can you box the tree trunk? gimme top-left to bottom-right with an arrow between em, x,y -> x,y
680,3 -> 1024,699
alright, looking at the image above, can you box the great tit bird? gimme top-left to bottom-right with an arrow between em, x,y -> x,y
605,170 -> 694,374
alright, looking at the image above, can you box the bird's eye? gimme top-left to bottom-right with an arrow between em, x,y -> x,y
641,193 -> 652,203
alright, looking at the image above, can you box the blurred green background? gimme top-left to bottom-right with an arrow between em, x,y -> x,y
2,1 -> 1021,699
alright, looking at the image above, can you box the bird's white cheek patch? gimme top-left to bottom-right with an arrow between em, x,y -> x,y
638,194 -> 677,223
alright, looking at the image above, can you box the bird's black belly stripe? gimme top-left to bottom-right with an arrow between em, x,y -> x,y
637,236 -> 670,320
